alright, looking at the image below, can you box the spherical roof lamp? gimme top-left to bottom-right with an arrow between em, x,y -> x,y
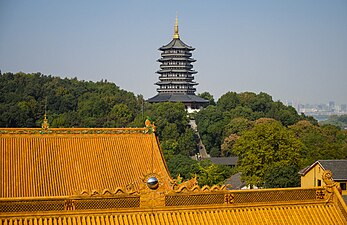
147,176 -> 159,190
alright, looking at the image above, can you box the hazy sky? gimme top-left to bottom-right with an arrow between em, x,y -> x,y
1,0 -> 346,104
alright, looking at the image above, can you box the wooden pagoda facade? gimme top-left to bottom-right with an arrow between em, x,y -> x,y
147,17 -> 208,112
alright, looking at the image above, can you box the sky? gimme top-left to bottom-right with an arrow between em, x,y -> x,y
1,0 -> 346,105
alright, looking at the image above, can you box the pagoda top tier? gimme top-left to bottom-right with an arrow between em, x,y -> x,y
159,16 -> 195,51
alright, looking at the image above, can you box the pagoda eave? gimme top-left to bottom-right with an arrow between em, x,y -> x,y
157,70 -> 197,74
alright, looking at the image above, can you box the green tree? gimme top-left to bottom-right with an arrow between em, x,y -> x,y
289,120 -> 347,165
266,101 -> 301,126
263,164 -> 301,188
0,72 -> 141,128
147,102 -> 188,140
196,160 -> 234,186
221,134 -> 240,157
224,117 -> 253,137
106,104 -> 132,127
166,154 -> 199,180
217,91 -> 240,111
195,105 -> 225,154
232,119 -> 304,187
177,128 -> 197,156
198,92 -> 215,105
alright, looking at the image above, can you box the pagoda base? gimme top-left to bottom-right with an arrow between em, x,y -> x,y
147,93 -> 209,112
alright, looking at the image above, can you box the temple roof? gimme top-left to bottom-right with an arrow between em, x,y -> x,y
210,157 -> 238,166
0,128 -> 171,198
1,201 -> 347,224
0,126 -> 347,223
147,93 -> 209,104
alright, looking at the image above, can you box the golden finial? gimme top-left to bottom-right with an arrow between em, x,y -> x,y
173,14 -> 180,39
41,113 -> 49,131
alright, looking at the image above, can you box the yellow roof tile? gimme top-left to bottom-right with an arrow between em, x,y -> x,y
0,130 -> 170,198
1,203 -> 346,225
1,128 -> 347,224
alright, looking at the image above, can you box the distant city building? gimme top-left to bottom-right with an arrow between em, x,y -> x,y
286,100 -> 347,121
147,17 -> 208,112
329,101 -> 335,112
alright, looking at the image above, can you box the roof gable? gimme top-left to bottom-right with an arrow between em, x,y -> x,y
299,160 -> 347,180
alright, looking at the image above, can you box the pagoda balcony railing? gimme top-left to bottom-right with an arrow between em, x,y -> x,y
158,58 -> 196,62
161,52 -> 192,57
159,75 -> 194,78
157,88 -> 196,92
156,83 -> 198,87
160,65 -> 193,69
159,77 -> 194,81
157,70 -> 197,74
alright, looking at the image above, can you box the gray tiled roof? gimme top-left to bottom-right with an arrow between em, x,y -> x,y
318,160 -> 347,180
210,157 -> 238,166
342,195 -> 347,205
224,172 -> 245,190
159,38 -> 194,50
299,160 -> 347,180
147,93 -> 209,104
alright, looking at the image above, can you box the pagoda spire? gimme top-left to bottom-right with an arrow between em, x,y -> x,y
173,15 -> 180,39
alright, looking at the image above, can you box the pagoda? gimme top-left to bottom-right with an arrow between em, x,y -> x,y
147,17 -> 209,112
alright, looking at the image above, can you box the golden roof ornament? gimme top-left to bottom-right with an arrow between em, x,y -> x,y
145,117 -> 156,134
173,15 -> 180,39
41,113 -> 49,131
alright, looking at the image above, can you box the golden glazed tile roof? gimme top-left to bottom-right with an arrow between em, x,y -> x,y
1,127 -> 347,224
0,128 -> 171,198
1,188 -> 347,224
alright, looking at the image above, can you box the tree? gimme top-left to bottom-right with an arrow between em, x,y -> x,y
147,102 -> 188,140
166,154 -> 199,180
224,117 -> 253,137
0,72 -> 141,128
263,164 -> 301,188
217,91 -> 239,111
106,104 -> 132,127
320,115 -> 347,129
195,105 -> 225,154
232,119 -> 304,187
289,120 -> 347,165
221,134 -> 240,157
198,92 -> 215,105
177,128 -> 197,156
266,101 -> 301,126
196,160 -> 234,186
